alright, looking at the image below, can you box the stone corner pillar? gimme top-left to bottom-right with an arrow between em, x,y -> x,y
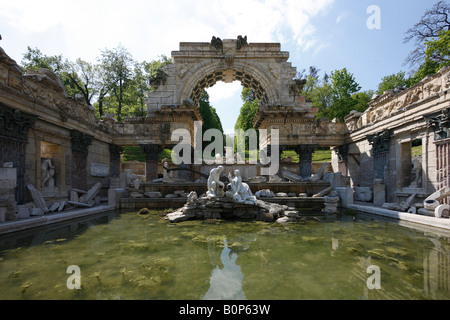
70,130 -> 93,190
109,144 -> 123,178
140,144 -> 162,181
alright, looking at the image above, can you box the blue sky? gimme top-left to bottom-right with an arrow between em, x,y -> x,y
0,0 -> 439,134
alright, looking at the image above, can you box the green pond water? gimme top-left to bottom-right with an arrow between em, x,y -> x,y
0,209 -> 450,300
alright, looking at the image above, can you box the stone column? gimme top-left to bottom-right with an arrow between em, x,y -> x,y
367,129 -> 390,182
296,144 -> 317,179
109,144 -> 123,178
140,144 -> 162,181
0,103 -> 36,204
70,130 -> 93,190
335,144 -> 348,175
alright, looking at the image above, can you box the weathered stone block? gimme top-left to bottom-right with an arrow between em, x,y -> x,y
0,168 -> 17,189
90,163 -> 109,177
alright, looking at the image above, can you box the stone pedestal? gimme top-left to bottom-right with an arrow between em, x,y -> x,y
335,187 -> 353,208
354,187 -> 373,202
141,144 -> 162,181
0,167 -> 18,221
373,179 -> 385,206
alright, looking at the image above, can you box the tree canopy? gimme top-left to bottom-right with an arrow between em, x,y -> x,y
20,45 -> 172,122
302,67 -> 372,121
376,2 -> 450,95
403,1 -> 450,68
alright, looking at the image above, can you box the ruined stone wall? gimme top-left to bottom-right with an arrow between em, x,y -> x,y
0,47 -> 118,208
343,66 -> 450,203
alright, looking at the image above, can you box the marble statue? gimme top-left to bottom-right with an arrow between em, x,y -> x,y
226,169 -> 257,205
166,165 -> 290,223
409,158 -> 422,188
207,165 -> 225,198
163,161 -> 174,182
41,158 -> 55,188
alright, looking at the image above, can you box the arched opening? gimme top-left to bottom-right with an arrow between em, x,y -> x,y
190,70 -> 269,106
205,81 -> 243,136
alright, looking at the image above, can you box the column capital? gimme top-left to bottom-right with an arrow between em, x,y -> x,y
71,130 -> 93,155
109,144 -> 123,160
0,102 -> 36,142
296,144 -> 318,161
367,129 -> 390,155
140,144 -> 162,161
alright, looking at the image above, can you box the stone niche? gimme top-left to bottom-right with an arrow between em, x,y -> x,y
40,141 -> 65,198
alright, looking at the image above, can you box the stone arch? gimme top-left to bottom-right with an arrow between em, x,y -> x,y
147,38 -> 305,113
176,59 -> 279,106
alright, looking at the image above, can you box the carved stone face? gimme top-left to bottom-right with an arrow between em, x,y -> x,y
234,169 -> 241,176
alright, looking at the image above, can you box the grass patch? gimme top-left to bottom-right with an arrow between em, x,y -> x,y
281,149 -> 332,163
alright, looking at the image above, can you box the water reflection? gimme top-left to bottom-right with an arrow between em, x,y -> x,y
203,240 -> 247,300
424,236 -> 450,298
1,210 -> 450,300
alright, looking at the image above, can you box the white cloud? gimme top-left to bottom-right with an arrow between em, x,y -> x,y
0,0 -> 336,135
207,81 -> 242,104
336,12 -> 349,24
0,0 -> 335,62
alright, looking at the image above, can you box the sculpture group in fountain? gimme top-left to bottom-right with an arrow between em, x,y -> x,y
206,166 -> 225,198
206,166 -> 257,205
165,166 -> 297,223
226,169 -> 257,205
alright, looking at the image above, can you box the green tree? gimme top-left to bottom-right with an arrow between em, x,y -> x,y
234,87 -> 260,154
303,70 -> 332,107
198,90 -> 224,133
97,45 -> 135,121
403,1 -> 450,68
424,29 -> 450,68
403,30 -> 449,88
20,46 -> 80,98
21,46 -> 64,72
235,87 -> 259,132
376,71 -> 409,94
314,68 -> 361,121
20,45 -> 176,121
352,90 -> 374,112
406,59 -> 442,87
198,90 -> 225,158
65,58 -> 97,106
